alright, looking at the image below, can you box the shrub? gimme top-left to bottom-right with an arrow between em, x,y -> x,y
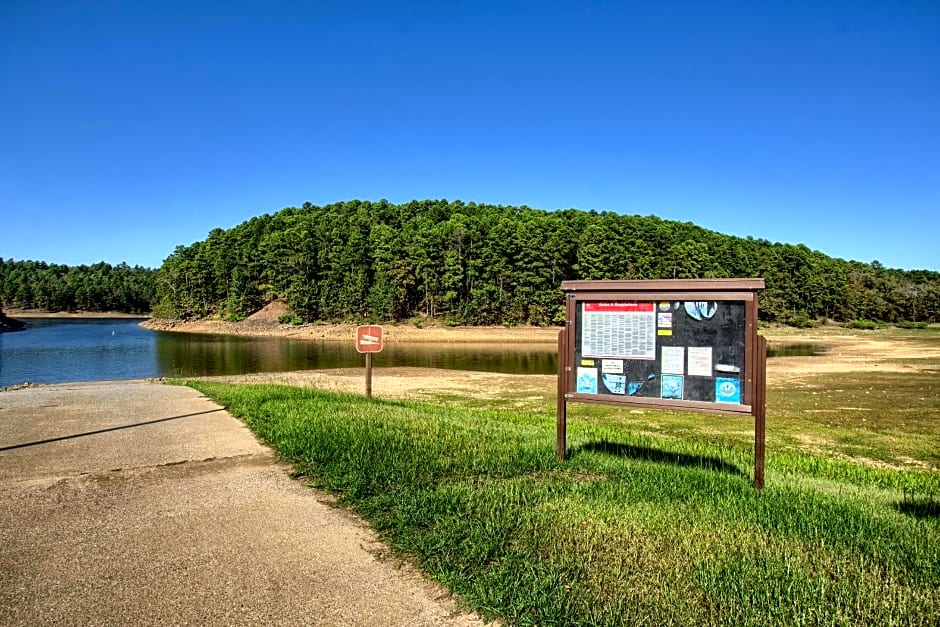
845,319 -> 881,330
780,312 -> 815,328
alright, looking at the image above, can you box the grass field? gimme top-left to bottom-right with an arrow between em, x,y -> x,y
186,327 -> 939,626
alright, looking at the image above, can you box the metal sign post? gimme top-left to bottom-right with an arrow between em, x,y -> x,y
355,325 -> 384,398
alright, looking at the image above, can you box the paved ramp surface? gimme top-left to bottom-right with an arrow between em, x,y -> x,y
0,381 -> 484,626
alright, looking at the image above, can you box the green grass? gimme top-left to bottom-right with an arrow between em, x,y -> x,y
187,376 -> 940,626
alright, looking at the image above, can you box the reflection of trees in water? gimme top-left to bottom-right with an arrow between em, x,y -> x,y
153,333 -> 558,378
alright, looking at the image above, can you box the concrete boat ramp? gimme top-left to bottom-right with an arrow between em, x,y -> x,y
0,381 -> 484,626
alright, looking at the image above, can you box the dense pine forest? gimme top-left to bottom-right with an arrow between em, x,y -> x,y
153,199 -> 938,326
3,199 -> 938,325
0,260 -> 155,314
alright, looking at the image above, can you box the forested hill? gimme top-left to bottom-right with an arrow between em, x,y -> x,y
152,199 -> 940,326
0,260 -> 156,314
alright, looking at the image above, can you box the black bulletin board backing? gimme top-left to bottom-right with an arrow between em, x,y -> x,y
572,299 -> 747,407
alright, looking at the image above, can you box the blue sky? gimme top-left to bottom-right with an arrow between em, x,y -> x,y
1,1 -> 938,271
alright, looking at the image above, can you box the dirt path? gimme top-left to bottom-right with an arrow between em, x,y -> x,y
0,382 -> 487,626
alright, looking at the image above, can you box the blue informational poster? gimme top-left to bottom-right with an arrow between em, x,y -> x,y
577,367 -> 598,394
715,377 -> 741,404
661,374 -> 684,400
602,374 -> 626,394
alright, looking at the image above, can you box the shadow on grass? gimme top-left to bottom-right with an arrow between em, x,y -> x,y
574,440 -> 749,479
895,500 -> 940,519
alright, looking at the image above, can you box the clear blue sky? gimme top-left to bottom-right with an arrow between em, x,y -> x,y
2,1 -> 938,271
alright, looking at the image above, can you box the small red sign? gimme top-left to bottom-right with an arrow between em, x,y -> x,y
356,325 -> 384,353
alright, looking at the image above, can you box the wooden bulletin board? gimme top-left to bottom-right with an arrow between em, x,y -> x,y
556,279 -> 767,487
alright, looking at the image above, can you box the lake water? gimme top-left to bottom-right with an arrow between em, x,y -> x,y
0,318 -> 558,388
0,319 -> 818,388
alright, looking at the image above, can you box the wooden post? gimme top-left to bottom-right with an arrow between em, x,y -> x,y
556,328 -> 568,460
754,334 -> 767,489
356,325 -> 382,400
365,352 -> 373,399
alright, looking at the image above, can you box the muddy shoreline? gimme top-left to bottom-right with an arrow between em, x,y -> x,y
140,317 -> 562,344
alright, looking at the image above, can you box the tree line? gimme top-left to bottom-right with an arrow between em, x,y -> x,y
149,199 -> 940,326
0,259 -> 156,314
2,200 -> 937,325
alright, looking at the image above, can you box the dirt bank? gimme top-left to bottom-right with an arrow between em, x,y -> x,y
140,298 -> 559,343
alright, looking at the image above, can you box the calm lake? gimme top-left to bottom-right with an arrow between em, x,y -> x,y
0,318 -> 558,388
0,319 -> 819,388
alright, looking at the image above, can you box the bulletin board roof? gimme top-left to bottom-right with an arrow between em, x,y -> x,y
561,278 -> 766,293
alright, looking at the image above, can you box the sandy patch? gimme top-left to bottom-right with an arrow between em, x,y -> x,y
763,333 -> 940,383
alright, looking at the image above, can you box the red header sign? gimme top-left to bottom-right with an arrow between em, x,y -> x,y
356,325 -> 384,353
583,301 -> 655,313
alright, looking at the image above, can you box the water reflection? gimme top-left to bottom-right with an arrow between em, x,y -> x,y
154,332 -> 557,378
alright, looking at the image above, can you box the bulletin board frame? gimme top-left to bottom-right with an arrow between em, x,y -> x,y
556,279 -> 767,488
